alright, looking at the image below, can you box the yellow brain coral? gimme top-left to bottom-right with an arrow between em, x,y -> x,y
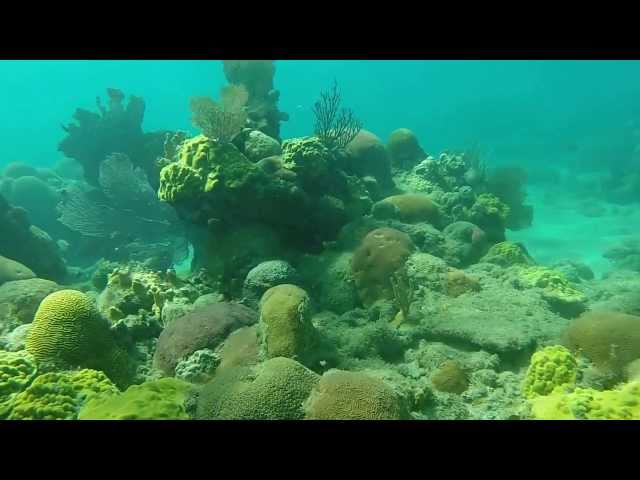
26,290 -> 131,387
522,345 -> 578,399
304,369 -> 409,420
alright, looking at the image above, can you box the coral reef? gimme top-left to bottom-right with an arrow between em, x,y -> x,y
153,302 -> 257,376
196,356 -> 319,420
486,166 -> 533,230
0,256 -> 35,285
564,310 -> 640,378
0,278 -> 61,336
387,128 -> 426,170
26,290 -> 132,387
431,360 -> 469,394
7,369 -> 118,420
222,61 -> 289,142
79,377 -> 192,420
0,194 -> 66,282
304,369 -> 409,420
522,345 -> 577,399
352,228 -> 415,306
258,284 -> 316,363
58,88 -> 168,186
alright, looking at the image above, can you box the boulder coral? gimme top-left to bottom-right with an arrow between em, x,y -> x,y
153,302 -> 257,376
0,278 -> 62,336
564,310 -> 640,377
304,369 -> 409,420
0,255 -> 35,285
372,193 -> 441,225
387,128 -> 426,170
196,356 -> 319,420
345,129 -> 394,192
431,360 -> 469,394
352,228 -> 415,306
259,284 -> 316,362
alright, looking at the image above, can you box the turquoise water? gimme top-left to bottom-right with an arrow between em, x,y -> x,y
2,60 -> 639,273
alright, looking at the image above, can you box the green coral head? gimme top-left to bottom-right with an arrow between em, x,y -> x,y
522,345 -> 577,399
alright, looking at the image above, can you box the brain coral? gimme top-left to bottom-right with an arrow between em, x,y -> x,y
79,377 -> 193,420
387,128 -> 426,170
196,356 -> 320,420
304,369 -> 409,420
522,345 -> 577,399
564,310 -> 640,376
153,301 -> 258,375
8,369 -> 118,420
351,228 -> 415,306
259,284 -> 316,361
25,289 -> 131,388
372,194 -> 441,225
431,360 -> 469,394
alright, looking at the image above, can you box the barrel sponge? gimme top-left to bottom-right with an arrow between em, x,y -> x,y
8,369 -> 118,420
259,284 -> 315,360
522,345 -> 577,399
351,228 -> 415,306
529,381 -> 640,420
26,290 -> 131,387
0,350 -> 38,418
372,194 -> 441,225
304,369 -> 410,420
480,241 -> 534,267
79,377 -> 193,420
196,357 -> 320,420
564,311 -> 640,375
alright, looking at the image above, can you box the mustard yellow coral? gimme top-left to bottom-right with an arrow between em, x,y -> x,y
8,369 -> 118,420
480,241 -> 533,267
529,381 -> 640,420
26,289 -> 131,387
0,350 -> 38,418
519,266 -> 586,317
522,345 -> 577,399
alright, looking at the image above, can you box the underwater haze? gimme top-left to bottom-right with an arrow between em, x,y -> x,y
1,59 -> 640,421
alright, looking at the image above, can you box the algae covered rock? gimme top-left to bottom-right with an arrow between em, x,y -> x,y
25,289 -> 132,388
153,301 -> 257,375
259,284 -> 316,362
304,369 -> 409,420
0,278 -> 61,336
196,356 -> 319,420
79,377 -> 193,420
244,130 -> 282,162
0,255 -> 35,285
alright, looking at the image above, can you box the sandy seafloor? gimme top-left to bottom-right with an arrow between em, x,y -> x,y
508,184 -> 640,278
